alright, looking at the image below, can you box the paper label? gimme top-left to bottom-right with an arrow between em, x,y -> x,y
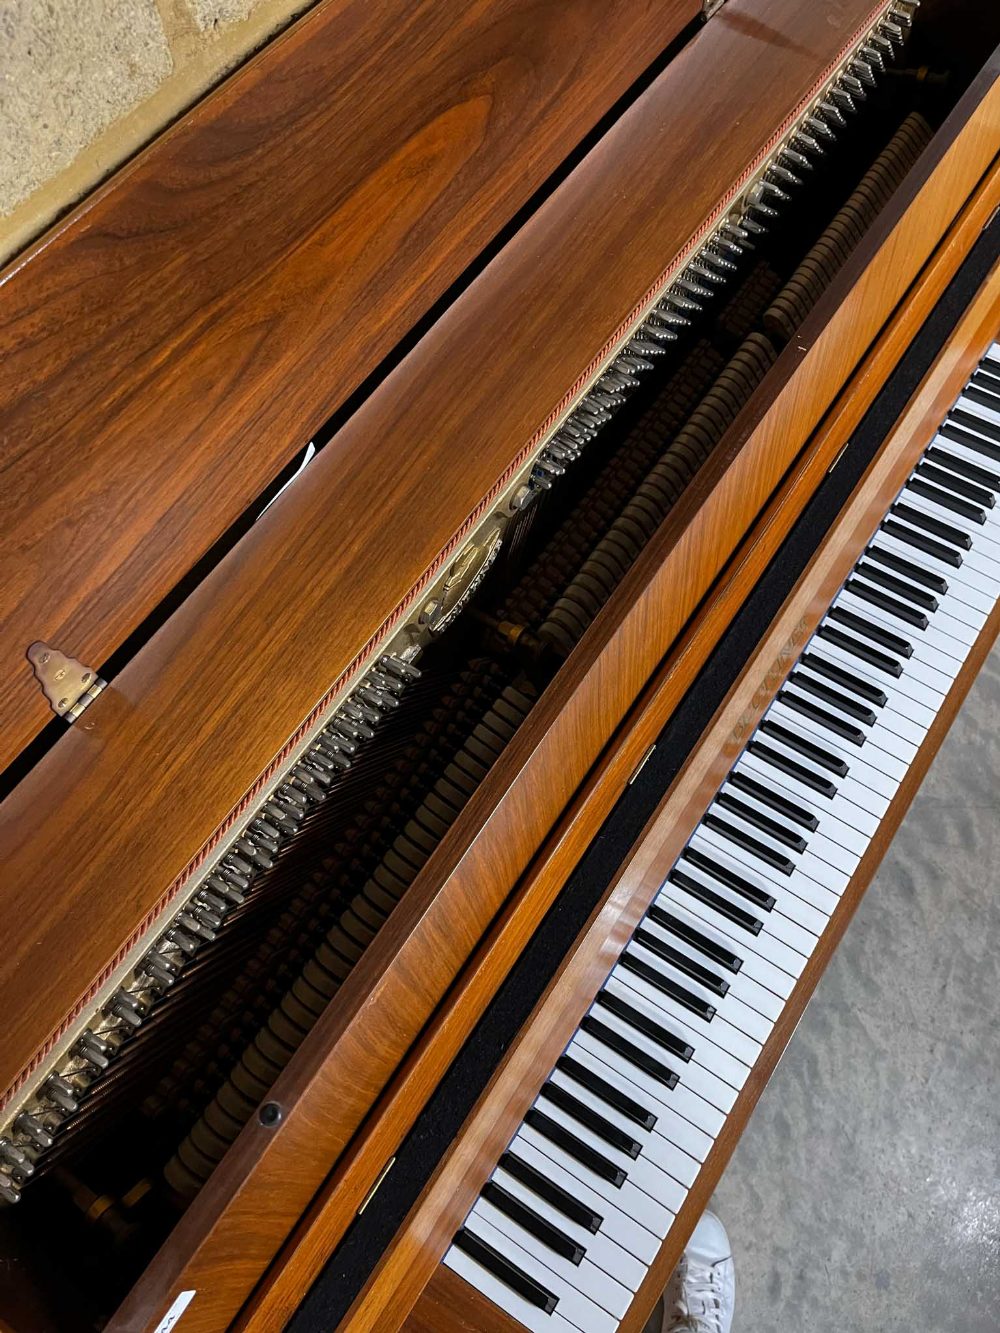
154,1291 -> 196,1332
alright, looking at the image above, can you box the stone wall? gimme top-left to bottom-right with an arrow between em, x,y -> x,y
0,0 -> 316,267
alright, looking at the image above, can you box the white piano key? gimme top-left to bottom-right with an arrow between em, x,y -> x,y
892,488 -> 1000,567
806,629 -> 946,719
687,827 -> 833,931
846,569 -> 981,652
792,661 -> 927,751
465,1209 -> 620,1333
873,525 -> 999,610
765,700 -> 906,793
586,992 -> 741,1114
571,1027 -> 727,1140
652,885 -> 799,999
515,1122 -> 674,1243
473,1197 -> 634,1321
721,776 -> 863,878
534,1091 -> 690,1221
604,968 -> 761,1080
824,593 -> 964,687
547,1067 -> 701,1193
509,1134 -> 661,1265
707,793 -> 851,893
639,911 -> 785,1021
493,1162 -> 648,1292
736,749 -> 880,840
561,1037 -> 715,1163
444,1241 -> 581,1333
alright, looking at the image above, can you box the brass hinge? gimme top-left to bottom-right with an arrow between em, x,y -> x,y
27,641 -> 107,722
703,0 -> 728,16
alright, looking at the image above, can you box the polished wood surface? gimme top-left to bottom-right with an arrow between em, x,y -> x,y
0,0 -> 695,772
0,0 -> 895,1136
239,156 -> 1000,1333
394,259 -> 1000,1333
10,31 -> 991,1333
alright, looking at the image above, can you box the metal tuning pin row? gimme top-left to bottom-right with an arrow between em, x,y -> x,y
765,112 -> 932,342
0,651 -> 421,1205
521,0 -> 914,508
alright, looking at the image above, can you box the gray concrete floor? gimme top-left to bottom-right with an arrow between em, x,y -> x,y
703,641 -> 1000,1331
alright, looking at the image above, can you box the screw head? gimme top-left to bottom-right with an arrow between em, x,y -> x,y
258,1102 -> 283,1128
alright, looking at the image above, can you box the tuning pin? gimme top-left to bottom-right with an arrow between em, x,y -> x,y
0,1140 -> 33,1180
877,18 -> 904,45
860,41 -> 886,71
163,924 -> 199,956
616,351 -> 654,373
639,319 -> 678,343
848,58 -> 877,88
778,147 -> 813,174
627,335 -> 669,356
719,218 -> 754,245
75,1030 -> 113,1071
767,163 -> 802,188
43,1074 -> 80,1115
887,4 -> 914,26
0,1177 -> 21,1205
534,453 -> 566,479
109,987 -> 146,1027
816,96 -> 848,124
14,1113 -> 53,1151
829,86 -> 857,114
649,309 -> 689,332
141,950 -> 178,990
803,113 -> 837,141
789,130 -> 824,157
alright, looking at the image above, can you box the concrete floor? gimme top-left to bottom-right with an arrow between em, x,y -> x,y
700,641 -> 1000,1331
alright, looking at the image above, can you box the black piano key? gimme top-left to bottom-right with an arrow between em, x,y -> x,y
539,1082 -> 642,1159
854,560 -> 938,612
926,445 -> 1000,492
906,477 -> 985,525
748,738 -> 838,797
524,1107 -> 627,1187
702,811 -> 796,874
668,867 -> 764,935
556,1055 -> 657,1132
800,650 -> 888,706
865,544 -> 948,595
917,461 -> 994,509
632,925 -> 730,996
963,383 -> 1000,415
880,517 -> 963,569
778,688 -> 867,746
682,846 -> 776,910
817,623 -> 904,677
716,789 -> 807,850
828,605 -> 913,659
645,903 -> 743,973
482,1180 -> 586,1265
942,414 -> 1000,458
726,769 -> 819,831
845,576 -> 930,630
453,1227 -> 559,1313
760,718 -> 850,775
789,669 -> 878,724
618,951 -> 718,1024
891,502 -> 972,551
580,1015 -> 680,1089
499,1151 -> 603,1234
973,366 -> 1000,396
599,977 -> 707,1041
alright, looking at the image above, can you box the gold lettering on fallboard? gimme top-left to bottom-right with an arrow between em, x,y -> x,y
723,614 -> 810,755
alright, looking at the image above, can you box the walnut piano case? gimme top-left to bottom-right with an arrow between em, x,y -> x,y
0,1 -> 998,1331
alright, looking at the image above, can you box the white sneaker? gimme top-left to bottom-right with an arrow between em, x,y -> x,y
659,1210 -> 735,1333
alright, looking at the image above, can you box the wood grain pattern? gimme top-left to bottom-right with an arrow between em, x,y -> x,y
394,258 -> 1000,1333
0,0 -> 695,771
0,0 -> 896,1128
243,156 -> 1000,1333
9,33 -> 991,1333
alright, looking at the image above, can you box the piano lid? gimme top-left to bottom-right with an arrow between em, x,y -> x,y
0,0 -> 695,776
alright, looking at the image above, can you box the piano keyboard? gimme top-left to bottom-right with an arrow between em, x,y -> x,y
442,339 -> 1000,1333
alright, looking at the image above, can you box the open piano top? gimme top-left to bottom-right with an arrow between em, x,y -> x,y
0,1 -> 999,1330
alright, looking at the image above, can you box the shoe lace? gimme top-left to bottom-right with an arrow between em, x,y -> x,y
666,1254 -> 726,1333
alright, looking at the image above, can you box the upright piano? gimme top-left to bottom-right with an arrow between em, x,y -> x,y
1,0 -> 999,1328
